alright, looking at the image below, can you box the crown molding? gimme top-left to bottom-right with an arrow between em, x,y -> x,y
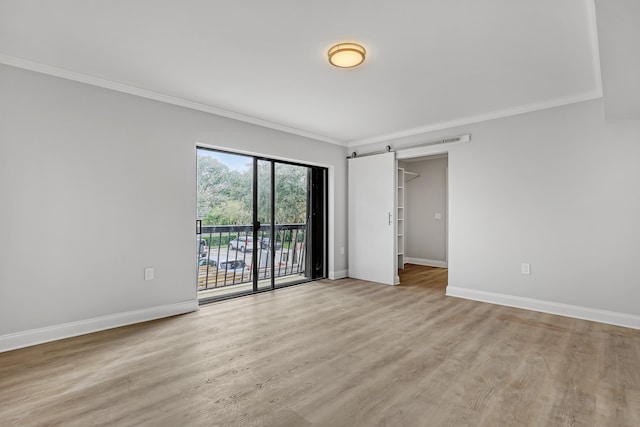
0,53 -> 346,147
587,0 -> 604,100
347,90 -> 603,149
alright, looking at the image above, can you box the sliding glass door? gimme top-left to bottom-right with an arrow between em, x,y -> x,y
196,148 -> 326,302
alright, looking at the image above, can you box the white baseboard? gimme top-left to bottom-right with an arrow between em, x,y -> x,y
329,269 -> 348,280
405,257 -> 448,268
0,300 -> 199,353
446,287 -> 640,330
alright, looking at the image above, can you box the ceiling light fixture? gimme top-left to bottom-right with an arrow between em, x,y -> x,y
328,43 -> 366,68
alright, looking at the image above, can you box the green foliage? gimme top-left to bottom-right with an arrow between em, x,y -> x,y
205,199 -> 252,225
197,155 -> 252,225
274,163 -> 307,224
197,152 -> 307,226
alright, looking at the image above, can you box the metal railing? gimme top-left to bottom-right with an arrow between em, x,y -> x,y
197,224 -> 307,290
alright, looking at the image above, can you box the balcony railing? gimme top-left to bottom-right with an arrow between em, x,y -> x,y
197,224 -> 307,290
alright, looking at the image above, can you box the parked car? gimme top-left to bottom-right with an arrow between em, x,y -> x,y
199,257 -> 248,273
228,236 -> 254,252
228,235 -> 284,252
259,237 -> 282,250
198,238 -> 208,258
219,259 -> 248,273
198,257 -> 216,267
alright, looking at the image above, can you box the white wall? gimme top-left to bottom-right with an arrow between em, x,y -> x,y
364,98 -> 640,326
401,157 -> 448,264
0,64 -> 348,350
445,100 -> 640,324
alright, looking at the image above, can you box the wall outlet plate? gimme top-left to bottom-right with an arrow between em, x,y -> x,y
521,263 -> 530,275
144,267 -> 154,280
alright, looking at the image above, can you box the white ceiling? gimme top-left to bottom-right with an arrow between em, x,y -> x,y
0,0 -> 602,147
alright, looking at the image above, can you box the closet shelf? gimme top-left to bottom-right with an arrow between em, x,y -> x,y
397,166 -> 406,272
403,170 -> 420,183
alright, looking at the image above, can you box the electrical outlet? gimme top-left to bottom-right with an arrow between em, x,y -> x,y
144,267 -> 154,280
521,263 -> 530,275
434,212 -> 442,220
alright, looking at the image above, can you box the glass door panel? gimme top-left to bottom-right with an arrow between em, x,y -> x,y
274,162 -> 308,286
196,149 -> 254,300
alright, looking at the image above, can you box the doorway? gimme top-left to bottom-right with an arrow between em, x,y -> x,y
196,148 -> 327,302
399,153 -> 448,269
347,143 -> 456,286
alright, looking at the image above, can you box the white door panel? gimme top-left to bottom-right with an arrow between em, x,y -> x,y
348,152 -> 396,285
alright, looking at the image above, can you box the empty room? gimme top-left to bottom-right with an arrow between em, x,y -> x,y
1,1 -> 639,425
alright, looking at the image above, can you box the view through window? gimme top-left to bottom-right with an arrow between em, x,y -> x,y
196,148 -> 323,301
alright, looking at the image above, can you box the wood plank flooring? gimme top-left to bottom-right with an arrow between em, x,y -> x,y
1,264 -> 640,426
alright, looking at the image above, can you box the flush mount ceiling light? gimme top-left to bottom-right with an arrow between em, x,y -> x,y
328,43 -> 366,68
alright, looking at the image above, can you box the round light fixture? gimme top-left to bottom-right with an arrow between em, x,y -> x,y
328,43 -> 366,68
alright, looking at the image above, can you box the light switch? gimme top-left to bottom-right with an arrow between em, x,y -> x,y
434,213 -> 442,220
521,263 -> 530,275
144,267 -> 154,280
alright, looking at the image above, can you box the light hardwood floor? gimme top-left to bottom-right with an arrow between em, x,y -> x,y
1,265 -> 639,426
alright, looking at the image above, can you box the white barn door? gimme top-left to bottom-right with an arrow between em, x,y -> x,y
348,152 -> 397,285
